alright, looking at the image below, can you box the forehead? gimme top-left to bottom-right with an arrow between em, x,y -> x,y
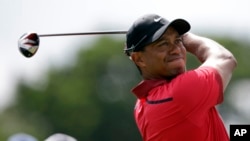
159,26 -> 180,40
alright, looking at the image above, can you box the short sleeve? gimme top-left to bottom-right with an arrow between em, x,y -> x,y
173,66 -> 223,111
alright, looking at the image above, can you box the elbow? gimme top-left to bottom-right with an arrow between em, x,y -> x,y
227,54 -> 238,70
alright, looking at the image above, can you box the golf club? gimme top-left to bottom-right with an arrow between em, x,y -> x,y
18,30 -> 127,58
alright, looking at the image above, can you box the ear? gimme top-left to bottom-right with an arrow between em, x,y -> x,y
130,52 -> 146,67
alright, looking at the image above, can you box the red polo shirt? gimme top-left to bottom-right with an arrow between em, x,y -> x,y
132,66 -> 229,141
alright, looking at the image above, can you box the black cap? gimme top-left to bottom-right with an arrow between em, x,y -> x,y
125,14 -> 191,56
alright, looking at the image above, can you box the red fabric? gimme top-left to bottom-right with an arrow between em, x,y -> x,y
132,67 -> 228,141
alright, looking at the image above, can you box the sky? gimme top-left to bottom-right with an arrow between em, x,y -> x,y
0,0 -> 249,114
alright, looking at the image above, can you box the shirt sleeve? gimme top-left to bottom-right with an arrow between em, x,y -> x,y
173,66 -> 223,112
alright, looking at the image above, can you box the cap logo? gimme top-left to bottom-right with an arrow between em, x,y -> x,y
154,17 -> 162,22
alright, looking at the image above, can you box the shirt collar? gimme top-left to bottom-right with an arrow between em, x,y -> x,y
132,79 -> 167,99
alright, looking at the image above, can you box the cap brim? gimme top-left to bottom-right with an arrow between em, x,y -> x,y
169,19 -> 191,35
152,19 -> 190,42
151,23 -> 169,42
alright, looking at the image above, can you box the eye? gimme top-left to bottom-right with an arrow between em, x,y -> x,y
157,41 -> 169,47
175,38 -> 182,44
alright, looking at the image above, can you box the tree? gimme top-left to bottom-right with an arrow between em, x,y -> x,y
3,37 -> 141,141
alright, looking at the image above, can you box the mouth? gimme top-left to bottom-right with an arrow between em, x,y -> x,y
167,56 -> 183,62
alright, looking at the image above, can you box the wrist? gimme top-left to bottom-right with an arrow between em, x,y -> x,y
182,33 -> 198,53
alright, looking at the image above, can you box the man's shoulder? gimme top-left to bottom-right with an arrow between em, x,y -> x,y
174,66 -> 220,82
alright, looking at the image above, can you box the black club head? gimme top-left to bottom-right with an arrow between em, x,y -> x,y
18,32 -> 39,58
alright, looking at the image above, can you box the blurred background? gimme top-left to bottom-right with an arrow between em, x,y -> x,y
0,0 -> 250,140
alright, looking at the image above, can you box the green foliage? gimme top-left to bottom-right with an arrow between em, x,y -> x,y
2,37 -> 141,141
216,37 -> 250,80
0,35 -> 249,140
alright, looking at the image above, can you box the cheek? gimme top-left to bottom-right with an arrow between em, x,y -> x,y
182,47 -> 187,63
144,53 -> 164,68
145,55 -> 160,65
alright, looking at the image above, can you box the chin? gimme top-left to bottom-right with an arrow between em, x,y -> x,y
166,67 -> 186,80
176,66 -> 186,74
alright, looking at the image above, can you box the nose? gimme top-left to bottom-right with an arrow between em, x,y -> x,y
169,44 -> 181,55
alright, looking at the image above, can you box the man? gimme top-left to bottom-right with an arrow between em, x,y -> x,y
124,14 -> 237,141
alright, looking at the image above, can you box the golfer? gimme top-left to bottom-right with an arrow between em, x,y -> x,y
124,14 -> 237,141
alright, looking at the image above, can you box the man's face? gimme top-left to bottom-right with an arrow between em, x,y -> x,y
131,27 -> 187,80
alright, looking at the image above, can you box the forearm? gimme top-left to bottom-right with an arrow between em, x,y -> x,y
182,32 -> 237,91
182,33 -> 234,63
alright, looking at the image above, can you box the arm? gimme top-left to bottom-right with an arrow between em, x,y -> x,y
182,33 -> 237,92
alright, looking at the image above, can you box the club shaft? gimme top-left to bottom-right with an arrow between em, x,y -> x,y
38,31 -> 127,37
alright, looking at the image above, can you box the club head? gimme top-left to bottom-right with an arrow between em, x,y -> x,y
18,32 -> 39,58
7,133 -> 38,141
45,133 -> 77,141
